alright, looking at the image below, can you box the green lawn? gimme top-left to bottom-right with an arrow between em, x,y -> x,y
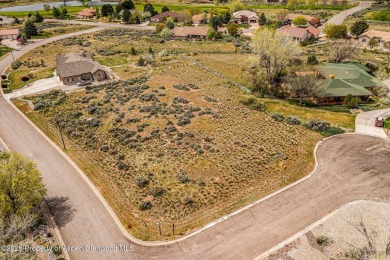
97,56 -> 127,67
0,46 -> 12,58
262,98 -> 356,130
8,67 -> 54,91
0,3 -> 357,18
385,117 -> 390,130
366,10 -> 390,22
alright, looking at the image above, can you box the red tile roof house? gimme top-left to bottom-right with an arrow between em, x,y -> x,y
150,11 -> 185,23
0,29 -> 19,40
172,26 -> 208,40
77,8 -> 96,19
56,52 -> 108,85
277,24 -> 320,42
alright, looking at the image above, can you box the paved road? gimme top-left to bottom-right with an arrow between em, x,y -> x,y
1,26 -> 390,260
319,1 -> 372,35
355,108 -> 390,138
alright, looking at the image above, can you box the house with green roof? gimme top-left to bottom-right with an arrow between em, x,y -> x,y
315,63 -> 378,104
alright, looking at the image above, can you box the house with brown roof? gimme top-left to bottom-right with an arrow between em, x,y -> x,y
277,25 -> 320,42
0,29 -> 19,40
360,29 -> 390,49
77,8 -> 96,19
150,11 -> 185,23
192,13 -> 211,24
56,52 -> 108,85
233,10 -> 259,24
172,26 -> 208,39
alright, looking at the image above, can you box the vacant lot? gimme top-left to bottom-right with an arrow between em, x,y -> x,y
14,29 -> 324,240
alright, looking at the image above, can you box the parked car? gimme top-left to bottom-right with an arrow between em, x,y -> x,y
77,80 -> 92,86
375,117 -> 384,127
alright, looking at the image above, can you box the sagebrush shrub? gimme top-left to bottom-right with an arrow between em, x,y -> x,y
270,112 -> 284,122
306,119 -> 330,131
286,115 -> 301,125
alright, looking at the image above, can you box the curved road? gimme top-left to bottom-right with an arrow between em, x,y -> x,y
1,26 -> 390,259
319,1 -> 372,35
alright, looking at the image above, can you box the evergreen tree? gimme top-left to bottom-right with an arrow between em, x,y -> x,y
144,4 -> 157,16
162,6 -> 170,12
52,6 -> 60,18
122,9 -> 131,23
24,21 -> 37,36
34,11 -> 44,22
121,0 -> 135,10
259,12 -> 266,25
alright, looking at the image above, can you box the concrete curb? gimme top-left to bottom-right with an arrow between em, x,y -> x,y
0,137 -> 70,260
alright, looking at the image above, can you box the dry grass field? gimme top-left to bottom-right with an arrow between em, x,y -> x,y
13,29 -> 324,240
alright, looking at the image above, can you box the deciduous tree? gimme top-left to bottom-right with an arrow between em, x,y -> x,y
327,40 -> 358,62
292,16 -> 307,26
43,4 -> 51,14
323,23 -> 348,39
228,0 -> 244,13
252,28 -> 301,86
286,74 -> 319,104
0,152 -> 46,218
227,22 -> 239,36
368,38 -> 378,49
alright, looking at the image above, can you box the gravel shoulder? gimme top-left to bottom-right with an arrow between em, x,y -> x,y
265,200 -> 390,260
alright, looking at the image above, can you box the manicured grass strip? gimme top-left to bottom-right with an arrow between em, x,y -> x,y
366,10 -> 390,22
97,56 -> 127,67
263,98 -> 356,129
384,117 -> 390,130
8,67 -> 54,90
0,46 -> 12,58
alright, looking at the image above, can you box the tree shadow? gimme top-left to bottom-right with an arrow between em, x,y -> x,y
45,196 -> 76,228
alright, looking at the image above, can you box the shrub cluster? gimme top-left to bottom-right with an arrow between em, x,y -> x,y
305,119 -> 330,131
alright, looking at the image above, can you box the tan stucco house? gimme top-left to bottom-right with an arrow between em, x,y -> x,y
56,52 -> 107,85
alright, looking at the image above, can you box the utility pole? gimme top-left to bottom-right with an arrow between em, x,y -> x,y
157,222 -> 162,236
8,44 -> 15,61
54,118 -> 67,151
172,223 -> 174,235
